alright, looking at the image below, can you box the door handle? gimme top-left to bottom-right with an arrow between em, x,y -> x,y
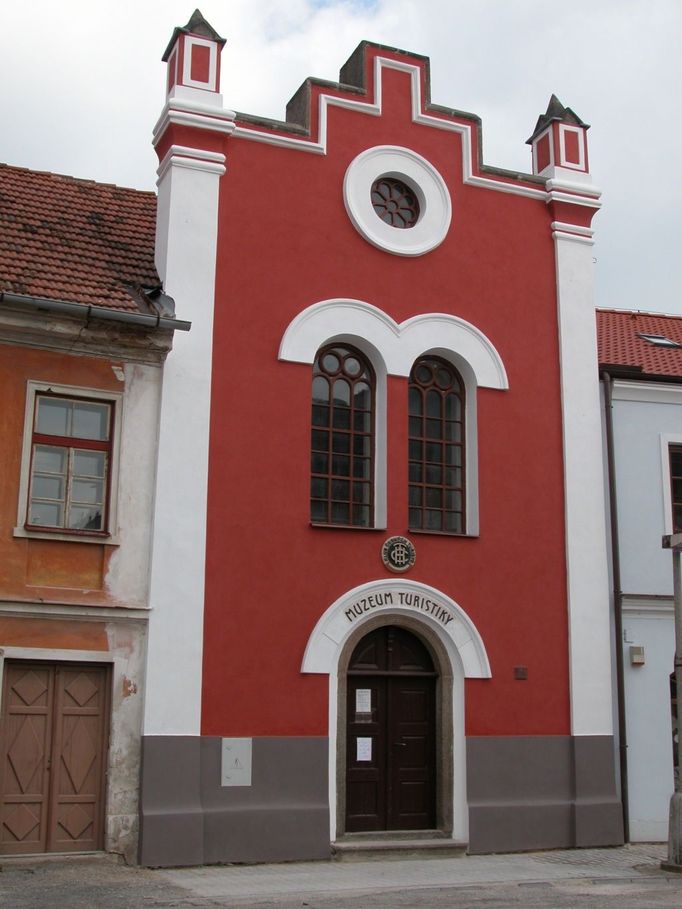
394,741 -> 407,747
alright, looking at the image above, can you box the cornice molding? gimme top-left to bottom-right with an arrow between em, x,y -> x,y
156,144 -> 226,182
0,306 -> 172,365
546,177 -> 601,201
612,379 -> 682,404
152,98 -> 236,146
0,600 -> 151,621
551,221 -> 594,239
622,594 -> 674,618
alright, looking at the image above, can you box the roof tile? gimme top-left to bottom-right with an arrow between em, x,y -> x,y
0,163 -> 158,312
597,309 -> 682,379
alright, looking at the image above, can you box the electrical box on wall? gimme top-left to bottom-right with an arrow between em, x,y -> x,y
629,645 -> 645,666
221,738 -> 252,786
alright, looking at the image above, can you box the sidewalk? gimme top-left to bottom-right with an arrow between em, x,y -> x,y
161,843 -> 673,902
0,843 -> 679,908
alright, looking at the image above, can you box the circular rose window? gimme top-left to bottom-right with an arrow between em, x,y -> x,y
371,178 -> 420,229
344,146 -> 452,256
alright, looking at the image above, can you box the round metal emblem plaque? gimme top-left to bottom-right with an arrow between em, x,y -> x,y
381,536 -> 416,573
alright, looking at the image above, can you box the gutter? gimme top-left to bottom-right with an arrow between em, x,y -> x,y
602,368 -> 629,842
0,291 -> 191,332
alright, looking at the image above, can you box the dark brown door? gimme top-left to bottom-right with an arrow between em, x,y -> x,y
346,626 -> 436,832
0,662 -> 110,854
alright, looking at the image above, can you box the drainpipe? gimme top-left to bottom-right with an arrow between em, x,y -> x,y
0,291 -> 191,332
661,534 -> 682,869
602,369 -> 629,842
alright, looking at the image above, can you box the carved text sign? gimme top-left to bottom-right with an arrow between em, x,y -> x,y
344,589 -> 454,626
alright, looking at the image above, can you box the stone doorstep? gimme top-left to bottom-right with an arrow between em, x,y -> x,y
332,832 -> 467,861
0,850 -> 115,867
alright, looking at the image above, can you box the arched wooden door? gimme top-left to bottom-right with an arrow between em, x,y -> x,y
345,625 -> 437,832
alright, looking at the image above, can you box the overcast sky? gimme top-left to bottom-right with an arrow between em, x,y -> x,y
2,0 -> 679,313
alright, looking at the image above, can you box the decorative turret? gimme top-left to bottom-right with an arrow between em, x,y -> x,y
527,95 -> 590,182
152,8 -> 235,171
162,8 -> 226,105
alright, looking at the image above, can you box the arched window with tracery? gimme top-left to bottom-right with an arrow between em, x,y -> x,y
311,345 -> 374,527
408,356 -> 465,533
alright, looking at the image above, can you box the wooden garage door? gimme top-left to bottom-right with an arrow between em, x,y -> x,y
0,662 -> 110,854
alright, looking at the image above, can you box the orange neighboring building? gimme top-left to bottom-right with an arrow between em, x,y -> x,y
0,164 -> 185,860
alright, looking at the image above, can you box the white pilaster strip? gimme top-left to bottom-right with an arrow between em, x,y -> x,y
143,150 -> 225,736
554,232 -> 613,737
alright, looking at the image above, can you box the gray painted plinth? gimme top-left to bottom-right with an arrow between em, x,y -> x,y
466,735 -> 624,853
139,733 -> 623,866
139,736 -> 329,867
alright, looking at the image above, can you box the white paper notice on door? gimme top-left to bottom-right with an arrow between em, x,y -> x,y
355,688 -> 371,713
357,737 -> 372,762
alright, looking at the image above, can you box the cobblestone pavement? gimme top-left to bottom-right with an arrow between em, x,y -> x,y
1,844 -> 681,909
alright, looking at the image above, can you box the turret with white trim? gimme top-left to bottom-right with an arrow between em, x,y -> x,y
526,94 -> 601,243
162,8 -> 226,106
152,8 -> 235,284
527,95 -> 590,184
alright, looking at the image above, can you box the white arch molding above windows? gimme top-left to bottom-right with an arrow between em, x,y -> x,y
278,299 -> 509,390
280,298 -> 509,536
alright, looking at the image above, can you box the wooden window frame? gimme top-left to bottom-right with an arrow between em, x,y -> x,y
14,382 -> 123,544
408,356 -> 465,535
370,177 -> 420,229
311,344 -> 375,528
670,445 -> 682,534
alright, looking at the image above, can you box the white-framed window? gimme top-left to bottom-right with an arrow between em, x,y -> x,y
15,382 -> 123,543
672,447 -> 682,533
659,433 -> 682,537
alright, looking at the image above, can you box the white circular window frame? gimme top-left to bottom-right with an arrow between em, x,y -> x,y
343,145 -> 452,257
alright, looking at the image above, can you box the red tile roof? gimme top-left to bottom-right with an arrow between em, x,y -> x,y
0,163 -> 158,313
598,309 -> 682,379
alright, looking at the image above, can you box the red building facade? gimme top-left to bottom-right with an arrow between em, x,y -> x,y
139,12 -> 622,865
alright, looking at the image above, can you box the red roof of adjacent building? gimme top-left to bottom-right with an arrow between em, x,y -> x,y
0,163 -> 158,313
597,309 -> 682,379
